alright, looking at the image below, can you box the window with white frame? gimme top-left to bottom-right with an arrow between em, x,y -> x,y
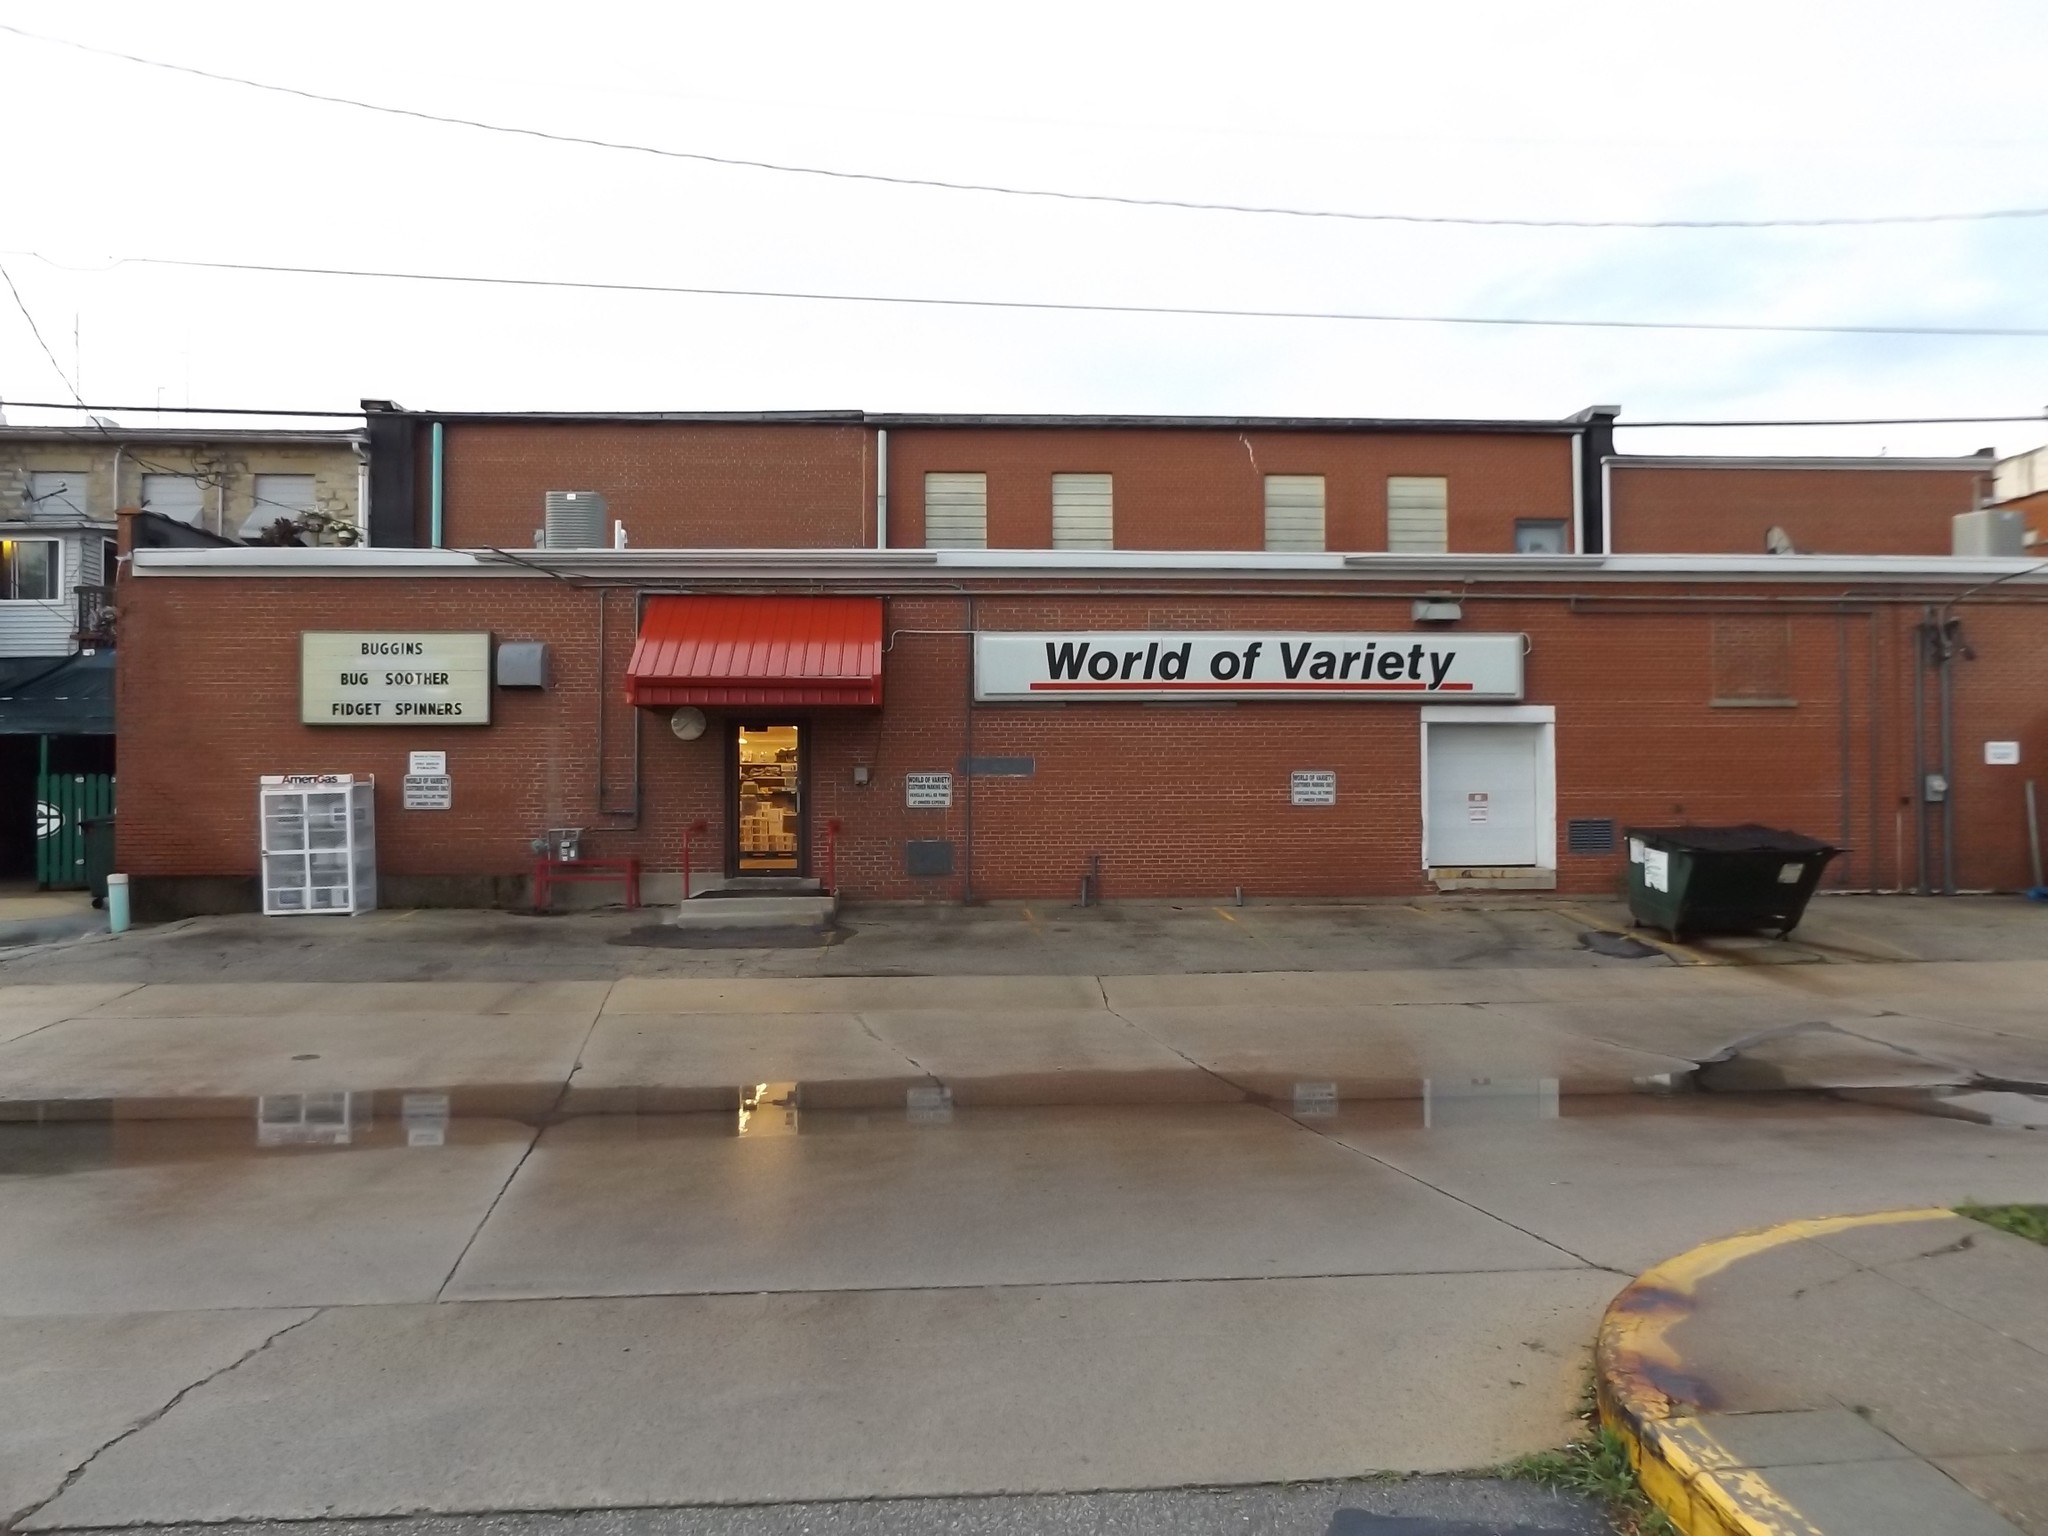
1386,476 -> 1448,553
246,473 -> 317,538
0,539 -> 60,600
140,473 -> 206,526
924,472 -> 988,549
1264,475 -> 1326,552
1514,519 -> 1569,554
27,471 -> 89,523
1051,473 -> 1113,550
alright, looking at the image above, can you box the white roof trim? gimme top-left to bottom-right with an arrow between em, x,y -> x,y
1606,455 -> 1990,472
129,545 -> 2048,587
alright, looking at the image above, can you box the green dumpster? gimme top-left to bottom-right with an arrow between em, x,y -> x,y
82,815 -> 115,907
1624,824 -> 1841,942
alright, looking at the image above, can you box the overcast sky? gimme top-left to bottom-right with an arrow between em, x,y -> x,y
2,0 -> 2044,457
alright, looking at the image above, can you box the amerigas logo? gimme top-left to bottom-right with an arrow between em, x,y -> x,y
974,631 -> 1525,702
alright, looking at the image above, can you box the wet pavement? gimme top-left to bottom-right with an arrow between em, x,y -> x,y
2,896 -> 2045,1529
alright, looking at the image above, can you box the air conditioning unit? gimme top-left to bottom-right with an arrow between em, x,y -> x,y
1953,509 -> 2026,558
542,490 -> 606,550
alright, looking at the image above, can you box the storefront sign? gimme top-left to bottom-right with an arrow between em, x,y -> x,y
403,774 -> 453,810
974,631 -> 1524,702
1290,770 -> 1337,806
301,632 -> 492,725
905,772 -> 954,808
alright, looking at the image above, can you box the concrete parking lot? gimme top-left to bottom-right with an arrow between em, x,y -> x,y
3,894 -> 2045,1532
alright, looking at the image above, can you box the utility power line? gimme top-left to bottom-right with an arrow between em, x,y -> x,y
30,250 -> 2048,339
0,261 -> 89,411
7,21 -> 2047,233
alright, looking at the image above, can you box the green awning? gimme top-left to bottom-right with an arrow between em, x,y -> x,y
0,652 -> 114,736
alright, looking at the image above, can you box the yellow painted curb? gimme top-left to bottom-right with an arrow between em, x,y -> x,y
1594,1208 -> 1957,1536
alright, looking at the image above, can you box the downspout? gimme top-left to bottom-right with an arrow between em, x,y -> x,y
430,421 -> 445,549
1569,432 -> 1584,553
1938,619 -> 1957,895
875,428 -> 888,550
108,443 -> 126,523
1912,608 -> 1929,893
962,593 -> 974,903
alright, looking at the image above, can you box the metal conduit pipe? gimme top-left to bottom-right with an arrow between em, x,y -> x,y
1913,608 -> 1930,893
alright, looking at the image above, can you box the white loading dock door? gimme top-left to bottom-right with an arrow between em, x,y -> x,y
1423,713 -> 1555,869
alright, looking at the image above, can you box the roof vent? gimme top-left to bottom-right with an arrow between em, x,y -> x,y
542,490 -> 606,550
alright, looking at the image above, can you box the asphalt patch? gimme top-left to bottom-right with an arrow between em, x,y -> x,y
608,925 -> 843,949
1577,929 -> 1663,960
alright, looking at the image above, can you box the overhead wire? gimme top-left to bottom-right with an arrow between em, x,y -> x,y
6,21 -> 2047,232
17,250 -> 2048,339
0,260 -> 93,416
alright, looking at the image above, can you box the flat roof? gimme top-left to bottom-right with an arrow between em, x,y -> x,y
0,427 -> 363,446
129,546 -> 2048,590
376,408 -> 1588,435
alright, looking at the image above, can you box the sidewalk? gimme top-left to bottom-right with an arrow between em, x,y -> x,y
1598,1208 -> 2048,1534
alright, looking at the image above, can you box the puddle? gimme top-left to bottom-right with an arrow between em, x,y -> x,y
1577,930 -> 1664,960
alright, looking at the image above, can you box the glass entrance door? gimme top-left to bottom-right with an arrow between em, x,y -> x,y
735,723 -> 803,873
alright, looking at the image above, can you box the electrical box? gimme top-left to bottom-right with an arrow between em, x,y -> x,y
260,775 -> 377,915
496,641 -> 548,688
1952,509 -> 2026,558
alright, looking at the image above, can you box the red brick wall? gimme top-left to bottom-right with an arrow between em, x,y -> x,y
117,572 -> 2048,901
884,429 -> 1575,552
431,421 -> 872,548
1608,464 -> 1988,556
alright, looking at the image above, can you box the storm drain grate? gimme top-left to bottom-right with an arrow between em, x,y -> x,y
1566,817 -> 1618,854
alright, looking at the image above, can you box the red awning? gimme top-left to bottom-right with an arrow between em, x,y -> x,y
626,596 -> 884,708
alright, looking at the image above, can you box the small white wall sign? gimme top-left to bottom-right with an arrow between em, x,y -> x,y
1290,770 -> 1337,806
402,774 -> 453,810
409,751 -> 447,775
905,773 -> 954,808
1986,741 -> 2022,766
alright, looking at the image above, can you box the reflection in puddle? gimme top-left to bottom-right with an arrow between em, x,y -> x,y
256,1090 -> 359,1147
1292,1081 -> 1339,1119
737,1082 -> 800,1138
1423,1077 -> 1561,1129
906,1085 -> 954,1125
403,1092 -> 451,1148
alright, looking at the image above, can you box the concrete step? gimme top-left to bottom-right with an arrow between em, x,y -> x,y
698,877 -> 824,896
667,894 -> 837,930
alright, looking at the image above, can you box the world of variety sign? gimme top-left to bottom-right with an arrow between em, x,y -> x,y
301,633 -> 493,725
973,631 -> 1525,702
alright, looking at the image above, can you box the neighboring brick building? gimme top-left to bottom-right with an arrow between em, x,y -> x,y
1605,454 -> 1994,556
112,406 -> 2047,917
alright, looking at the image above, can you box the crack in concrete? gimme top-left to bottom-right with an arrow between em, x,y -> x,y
1096,992 -> 1255,1102
5,1309 -> 321,1533
1259,1104 -> 1627,1278
846,1012 -> 936,1081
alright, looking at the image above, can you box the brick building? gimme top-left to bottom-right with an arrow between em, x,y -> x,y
115,406 -> 2045,916
1605,453 -> 1995,556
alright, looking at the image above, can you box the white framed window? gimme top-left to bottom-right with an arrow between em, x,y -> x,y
924,472 -> 988,549
246,473 -> 317,538
140,473 -> 206,526
1264,474 -> 1326,552
0,539 -> 61,600
1387,476 -> 1448,553
1514,519 -> 1568,554
1052,472 -> 1113,550
27,470 -> 89,523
